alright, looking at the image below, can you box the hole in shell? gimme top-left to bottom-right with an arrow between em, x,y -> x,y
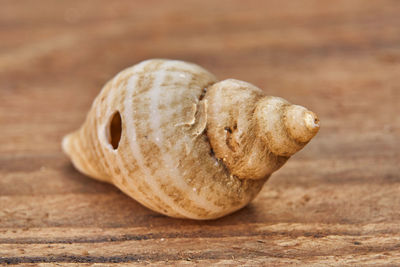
224,126 -> 233,133
224,124 -> 239,152
107,111 -> 122,150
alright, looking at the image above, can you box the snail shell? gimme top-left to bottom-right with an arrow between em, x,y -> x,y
62,59 -> 319,219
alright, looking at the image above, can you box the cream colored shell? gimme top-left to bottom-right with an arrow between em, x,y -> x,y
62,59 -> 319,219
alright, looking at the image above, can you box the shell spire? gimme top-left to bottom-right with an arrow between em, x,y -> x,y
254,97 -> 320,157
62,59 -> 319,219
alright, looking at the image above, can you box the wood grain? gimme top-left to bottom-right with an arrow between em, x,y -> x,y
1,0 -> 399,265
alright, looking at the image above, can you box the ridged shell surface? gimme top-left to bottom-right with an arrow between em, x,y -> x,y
63,59 -> 267,219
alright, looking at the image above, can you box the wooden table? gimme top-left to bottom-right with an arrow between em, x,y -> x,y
1,1 -> 399,265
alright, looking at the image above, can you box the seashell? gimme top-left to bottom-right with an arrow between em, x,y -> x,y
62,59 -> 319,219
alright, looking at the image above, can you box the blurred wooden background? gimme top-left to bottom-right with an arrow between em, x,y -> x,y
1,0 -> 399,265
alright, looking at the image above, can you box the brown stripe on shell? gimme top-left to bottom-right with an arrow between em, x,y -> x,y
102,67 -> 171,214
69,131 -> 91,175
132,63 -> 195,216
89,100 -> 113,181
153,65 -> 228,216
130,87 -> 162,177
76,80 -> 114,181
131,62 -> 221,216
122,60 -> 186,217
79,121 -> 101,178
74,127 -> 106,181
88,111 -> 108,179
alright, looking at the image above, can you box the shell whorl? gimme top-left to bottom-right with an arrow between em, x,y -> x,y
205,79 -> 319,180
62,59 -> 319,219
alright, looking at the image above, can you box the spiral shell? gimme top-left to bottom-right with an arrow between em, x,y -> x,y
62,59 -> 319,219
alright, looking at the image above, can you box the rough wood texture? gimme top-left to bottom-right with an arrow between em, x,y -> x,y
1,0 -> 399,265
